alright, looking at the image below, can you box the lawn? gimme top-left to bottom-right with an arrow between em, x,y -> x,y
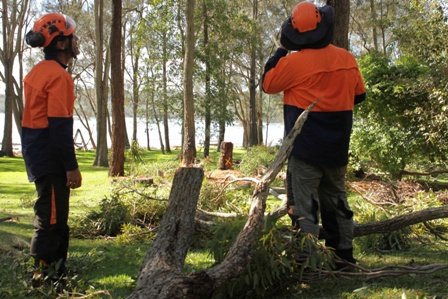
1,150 -> 447,298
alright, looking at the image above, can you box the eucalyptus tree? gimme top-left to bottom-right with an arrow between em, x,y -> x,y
109,0 -> 126,176
139,0 -> 184,154
123,0 -> 146,145
0,0 -> 30,156
182,0 -> 197,165
93,0 -> 110,167
195,0 -> 240,155
350,0 -> 398,55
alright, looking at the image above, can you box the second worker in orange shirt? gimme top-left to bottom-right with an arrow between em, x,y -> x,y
262,1 -> 366,268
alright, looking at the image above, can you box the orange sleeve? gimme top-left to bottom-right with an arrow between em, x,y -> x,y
354,68 -> 366,96
262,57 -> 296,94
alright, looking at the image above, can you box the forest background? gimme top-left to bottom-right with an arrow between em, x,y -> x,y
1,0 -> 448,177
1,0 -> 448,298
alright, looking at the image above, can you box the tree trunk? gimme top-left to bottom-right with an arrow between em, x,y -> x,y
131,44 -> 141,143
131,167 -> 204,298
182,0 -> 197,166
94,0 -> 109,167
162,30 -> 171,153
353,205 -> 448,237
369,0 -> 378,51
248,0 -> 259,146
327,0 -> 350,50
1,0 -> 30,156
265,199 -> 448,239
109,0 -> 125,176
150,74 -> 165,154
203,0 -> 211,158
130,103 -> 316,298
218,142 -> 233,170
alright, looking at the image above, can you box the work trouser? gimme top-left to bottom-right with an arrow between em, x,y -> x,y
287,156 -> 354,251
31,174 -> 70,268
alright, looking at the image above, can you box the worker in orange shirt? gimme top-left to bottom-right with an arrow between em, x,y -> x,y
22,13 -> 82,284
262,2 -> 366,267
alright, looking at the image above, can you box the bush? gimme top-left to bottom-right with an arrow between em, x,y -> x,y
352,52 -> 448,179
238,146 -> 277,176
71,195 -> 130,237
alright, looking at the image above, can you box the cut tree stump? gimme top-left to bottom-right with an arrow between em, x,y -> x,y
218,141 -> 233,170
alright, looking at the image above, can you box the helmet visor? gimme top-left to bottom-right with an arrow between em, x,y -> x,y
64,15 -> 76,32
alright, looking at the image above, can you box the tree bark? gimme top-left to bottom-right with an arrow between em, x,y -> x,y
1,0 -> 30,156
327,0 -> 350,50
130,167 -> 205,299
202,0 -> 211,158
93,0 -> 109,167
109,0 -> 126,176
264,200 -> 448,238
218,142 -> 233,170
182,0 -> 197,166
249,0 -> 259,146
162,29 -> 171,153
353,205 -> 448,237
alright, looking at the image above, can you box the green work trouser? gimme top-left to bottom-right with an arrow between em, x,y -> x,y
287,155 -> 354,251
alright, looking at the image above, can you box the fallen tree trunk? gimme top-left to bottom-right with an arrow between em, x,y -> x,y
353,205 -> 448,237
267,201 -> 448,238
129,103 -> 316,299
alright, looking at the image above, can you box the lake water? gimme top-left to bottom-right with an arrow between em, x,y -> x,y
0,112 -> 285,150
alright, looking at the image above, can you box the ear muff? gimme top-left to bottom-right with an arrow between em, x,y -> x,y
25,30 -> 45,47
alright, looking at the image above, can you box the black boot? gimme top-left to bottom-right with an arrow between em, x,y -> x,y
333,248 -> 356,271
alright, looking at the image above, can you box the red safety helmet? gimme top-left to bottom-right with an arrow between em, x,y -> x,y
26,13 -> 76,48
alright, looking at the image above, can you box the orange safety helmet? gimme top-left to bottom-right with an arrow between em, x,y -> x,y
280,1 -> 334,50
291,2 -> 322,33
26,13 -> 76,48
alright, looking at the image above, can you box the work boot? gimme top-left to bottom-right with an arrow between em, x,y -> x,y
31,259 -> 49,288
333,248 -> 357,271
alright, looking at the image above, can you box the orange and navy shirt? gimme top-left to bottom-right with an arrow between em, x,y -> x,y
262,45 -> 366,167
21,57 -> 78,182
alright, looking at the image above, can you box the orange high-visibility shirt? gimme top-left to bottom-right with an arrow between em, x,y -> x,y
22,60 -> 75,129
263,45 -> 365,112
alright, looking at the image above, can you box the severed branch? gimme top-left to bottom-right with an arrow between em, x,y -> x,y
205,101 -> 317,288
301,263 -> 448,282
354,205 -> 448,237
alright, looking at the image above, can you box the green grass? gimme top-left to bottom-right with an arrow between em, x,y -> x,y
1,149 -> 448,298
